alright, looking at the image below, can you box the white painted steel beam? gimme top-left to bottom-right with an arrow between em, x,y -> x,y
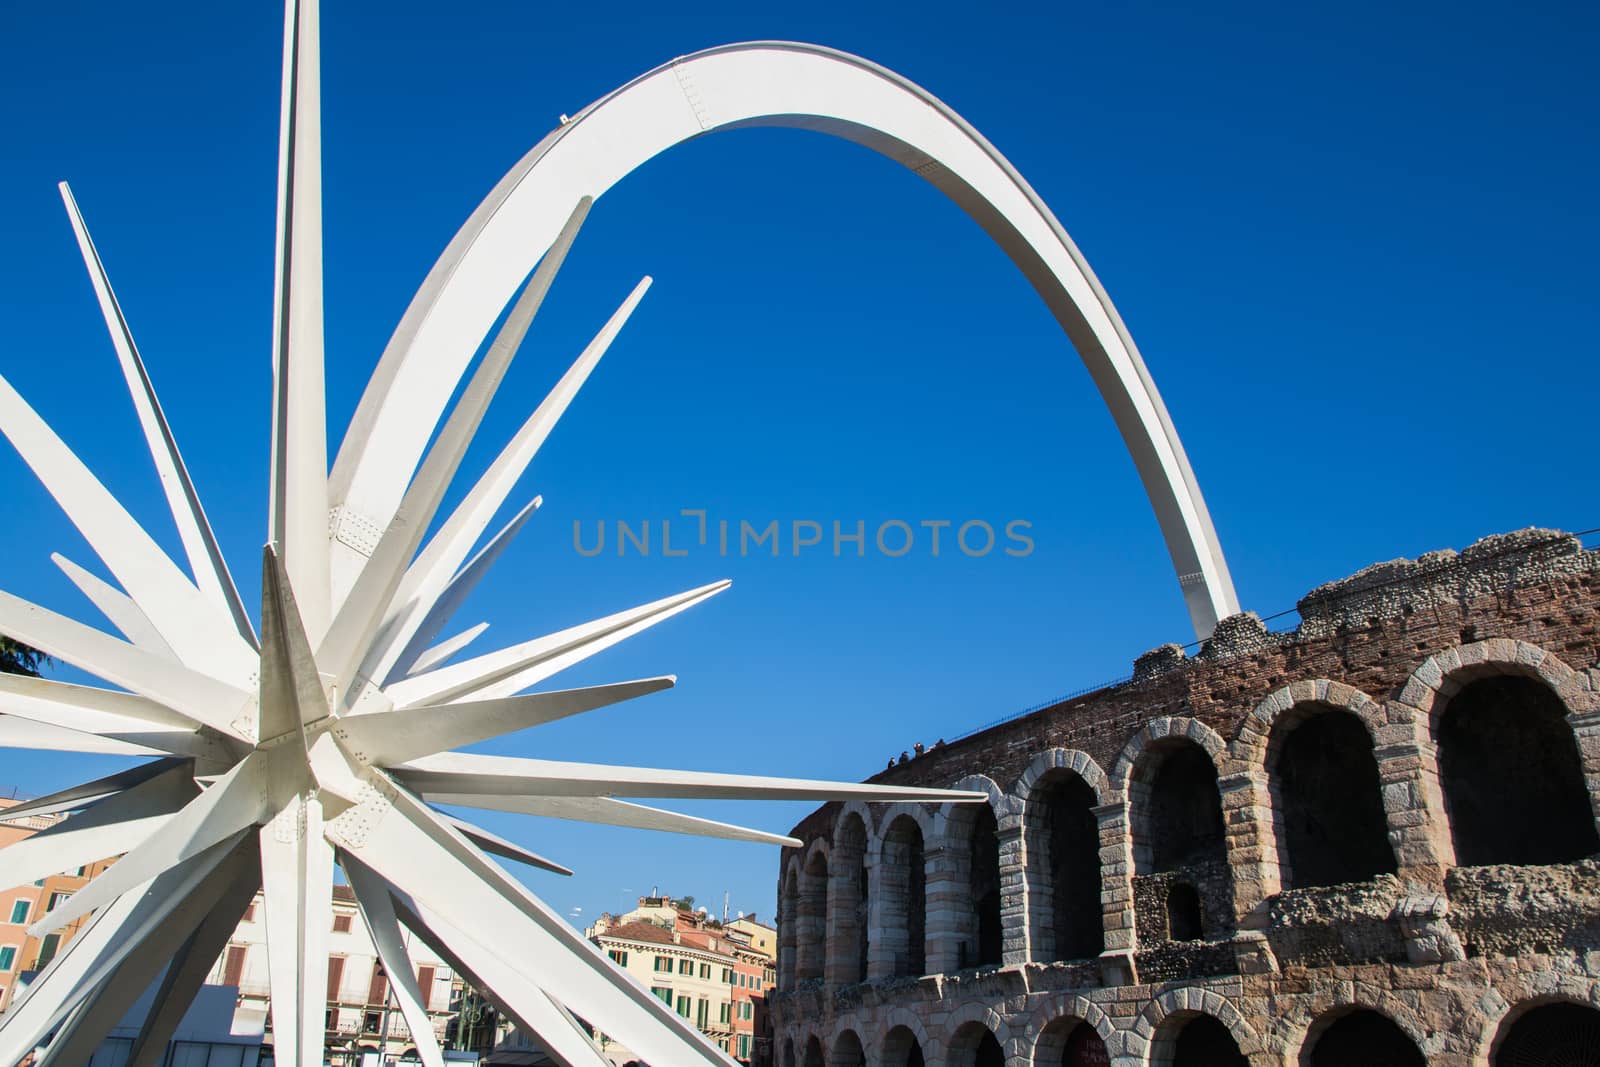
332,44 -> 1237,638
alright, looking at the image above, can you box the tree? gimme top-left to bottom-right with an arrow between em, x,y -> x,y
0,637 -> 45,677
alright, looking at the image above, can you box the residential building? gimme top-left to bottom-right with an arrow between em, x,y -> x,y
210,884 -> 457,1065
587,898 -> 774,1065
0,795 -> 118,1013
586,915 -> 735,1062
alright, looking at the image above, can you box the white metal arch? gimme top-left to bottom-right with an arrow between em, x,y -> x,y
332,42 -> 1240,637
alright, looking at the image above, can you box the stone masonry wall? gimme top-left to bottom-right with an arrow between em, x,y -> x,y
769,529 -> 1600,1066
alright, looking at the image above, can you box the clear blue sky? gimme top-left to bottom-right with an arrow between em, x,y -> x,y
1,1 -> 1595,927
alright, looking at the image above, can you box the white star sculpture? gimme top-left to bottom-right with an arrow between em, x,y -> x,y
0,3 -> 976,1065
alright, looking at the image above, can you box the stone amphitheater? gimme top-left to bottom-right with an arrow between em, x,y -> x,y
770,528 -> 1600,1066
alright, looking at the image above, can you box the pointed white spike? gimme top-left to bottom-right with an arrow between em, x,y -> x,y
0,763 -> 196,890
383,579 -> 727,709
268,0 -> 331,642
0,836 -> 246,1064
334,675 -> 672,766
365,278 -> 650,687
258,545 -> 329,743
345,860 -> 447,1067
258,793 -> 334,1067
378,864 -> 610,1064
328,199 -> 597,606
395,751 -> 990,804
432,811 -> 573,875
58,183 -> 256,648
0,759 -> 184,822
0,715 -> 167,757
425,792 -> 800,848
53,553 -> 176,660
0,588 -> 254,742
125,856 -> 261,1067
0,671 -> 212,735
34,847 -> 254,1067
0,374 -> 257,685
407,622 -> 490,678
326,784 -> 733,1067
402,898 -> 613,1067
0,677 -> 225,762
322,212 -> 599,695
29,756 -> 264,937
385,496 -> 540,683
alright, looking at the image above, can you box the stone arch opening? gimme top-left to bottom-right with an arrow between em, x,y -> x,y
1025,770 -> 1103,962
1270,708 -> 1396,889
968,803 -> 1003,968
879,814 -> 927,977
1132,740 -> 1232,943
781,1037 -> 796,1067
779,865 -> 799,989
881,1026 -> 926,1067
830,812 -> 869,985
1165,882 -> 1202,941
1035,1015 -> 1111,1067
1436,676 -> 1599,866
948,1022 -> 1005,1067
796,848 -> 829,981
1493,1001 -> 1600,1065
1153,1014 -> 1248,1067
829,1029 -> 866,1067
1303,1009 -> 1423,1066
803,1034 -> 825,1067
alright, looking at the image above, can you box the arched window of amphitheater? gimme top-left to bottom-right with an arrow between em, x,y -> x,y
1435,675 -> 1600,866
830,813 -> 870,985
828,1029 -> 866,1067
803,1034 -> 826,1067
1301,1008 -> 1423,1066
967,802 -> 1004,968
1025,770 -> 1103,963
796,849 -> 829,981
1492,1001 -> 1600,1065
779,866 -> 800,989
947,1021 -> 1006,1067
1152,1013 -> 1248,1067
1268,706 -> 1397,889
881,1025 -> 926,1067
880,814 -> 927,976
1132,739 -> 1232,944
1034,1015 -> 1111,1067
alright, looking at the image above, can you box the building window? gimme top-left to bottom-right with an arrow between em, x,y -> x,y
653,955 -> 671,972
223,945 -> 247,987
75,866 -> 87,877
8,901 -> 27,925
696,998 -> 709,1028
608,949 -> 629,966
721,967 -> 733,983
651,986 -> 672,1005
676,995 -> 691,1019
678,959 -> 693,976
243,903 -> 256,922
742,1001 -> 754,1020
416,966 -> 435,1011
0,946 -> 14,971
36,933 -> 60,968
332,914 -> 353,933
699,963 -> 711,980
363,1011 -> 382,1034
45,892 -> 70,913
739,1034 -> 751,1059
719,1002 -> 730,1024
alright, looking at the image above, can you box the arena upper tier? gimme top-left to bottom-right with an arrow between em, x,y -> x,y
771,528 -> 1600,1067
